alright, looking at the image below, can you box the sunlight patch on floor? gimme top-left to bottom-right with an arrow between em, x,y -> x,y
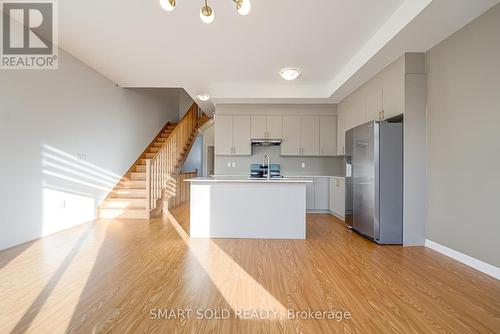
168,213 -> 288,317
0,224 -> 102,333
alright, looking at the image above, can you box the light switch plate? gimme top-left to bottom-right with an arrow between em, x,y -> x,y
232,162 -> 236,168
227,162 -> 231,168
301,162 -> 306,168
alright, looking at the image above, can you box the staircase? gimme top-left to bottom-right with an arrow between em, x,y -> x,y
98,103 -> 208,219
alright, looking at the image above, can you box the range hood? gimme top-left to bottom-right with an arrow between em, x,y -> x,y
251,138 -> 282,146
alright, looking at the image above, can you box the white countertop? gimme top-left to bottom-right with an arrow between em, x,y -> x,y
285,175 -> 346,179
186,176 -> 313,183
207,174 -> 346,179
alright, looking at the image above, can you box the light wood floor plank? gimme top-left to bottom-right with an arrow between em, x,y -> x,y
0,203 -> 499,333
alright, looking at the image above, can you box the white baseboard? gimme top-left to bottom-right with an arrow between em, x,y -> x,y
425,239 -> 500,280
329,211 -> 345,221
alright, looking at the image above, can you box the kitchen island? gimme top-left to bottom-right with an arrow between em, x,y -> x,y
185,177 -> 311,239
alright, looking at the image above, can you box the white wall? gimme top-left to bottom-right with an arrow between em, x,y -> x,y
0,49 -> 179,250
179,89 -> 194,119
426,4 -> 500,267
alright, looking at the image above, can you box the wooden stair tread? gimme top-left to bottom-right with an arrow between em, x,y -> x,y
98,108 -> 201,220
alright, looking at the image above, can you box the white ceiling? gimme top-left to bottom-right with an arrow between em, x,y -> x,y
57,0 -> 499,112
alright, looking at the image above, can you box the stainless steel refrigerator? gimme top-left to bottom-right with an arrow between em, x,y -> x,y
345,120 -> 403,244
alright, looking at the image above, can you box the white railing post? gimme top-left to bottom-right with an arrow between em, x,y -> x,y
145,159 -> 151,217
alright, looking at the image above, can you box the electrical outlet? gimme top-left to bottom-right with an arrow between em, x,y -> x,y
232,162 -> 236,168
227,162 -> 231,168
301,162 -> 306,169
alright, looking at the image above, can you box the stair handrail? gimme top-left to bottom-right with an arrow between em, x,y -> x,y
145,103 -> 201,214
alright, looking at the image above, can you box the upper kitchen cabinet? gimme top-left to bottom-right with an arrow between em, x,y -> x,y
382,68 -> 405,119
215,115 -> 251,155
266,115 -> 282,139
319,116 -> 337,156
337,95 -> 363,155
250,115 -> 282,139
250,115 -> 267,139
337,106 -> 347,155
281,116 -> 301,155
282,116 -> 320,156
233,115 -> 251,155
365,85 -> 383,122
336,54 -> 422,155
300,116 -> 320,156
215,115 -> 233,155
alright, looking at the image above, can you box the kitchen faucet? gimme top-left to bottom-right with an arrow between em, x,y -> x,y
263,154 -> 271,180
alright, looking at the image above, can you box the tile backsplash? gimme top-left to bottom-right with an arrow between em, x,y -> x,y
215,145 -> 345,176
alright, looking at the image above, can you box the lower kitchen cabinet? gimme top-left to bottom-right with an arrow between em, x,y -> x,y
293,177 -> 330,211
313,177 -> 330,210
305,179 -> 315,210
329,177 -> 345,219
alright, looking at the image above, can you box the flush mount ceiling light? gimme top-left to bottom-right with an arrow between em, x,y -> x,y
160,0 -> 251,24
280,67 -> 302,81
196,94 -> 210,101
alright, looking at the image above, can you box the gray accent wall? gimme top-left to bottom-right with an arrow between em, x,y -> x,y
426,4 -> 500,267
0,49 -> 180,250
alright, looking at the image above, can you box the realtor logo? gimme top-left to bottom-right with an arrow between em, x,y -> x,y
1,0 -> 58,69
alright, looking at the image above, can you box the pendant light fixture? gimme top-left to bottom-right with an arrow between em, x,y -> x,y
159,0 -> 176,12
160,0 -> 251,23
200,0 -> 215,24
234,0 -> 251,16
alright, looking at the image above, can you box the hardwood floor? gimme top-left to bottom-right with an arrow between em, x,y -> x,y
1,204 -> 499,333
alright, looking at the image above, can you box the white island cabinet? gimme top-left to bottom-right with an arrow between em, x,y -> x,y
186,177 -> 311,239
